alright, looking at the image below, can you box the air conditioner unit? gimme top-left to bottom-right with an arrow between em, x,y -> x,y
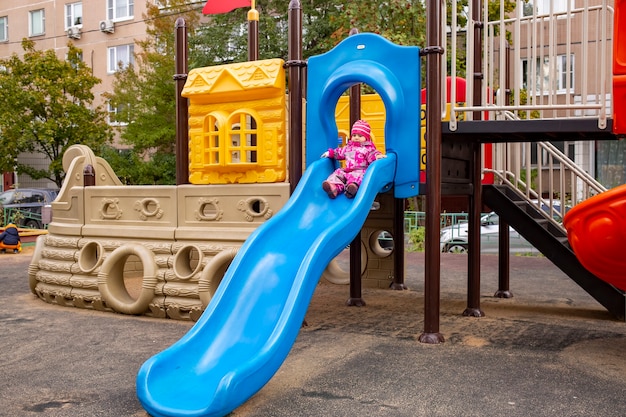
99,20 -> 115,34
67,26 -> 81,39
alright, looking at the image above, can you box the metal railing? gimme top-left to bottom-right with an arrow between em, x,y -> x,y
446,0 -> 613,128
487,135 -> 607,230
443,1 -> 614,232
1,207 -> 45,229
404,211 -> 474,234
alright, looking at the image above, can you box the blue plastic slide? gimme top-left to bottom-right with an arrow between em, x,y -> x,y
136,154 -> 396,417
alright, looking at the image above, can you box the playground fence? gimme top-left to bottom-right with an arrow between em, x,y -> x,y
403,211 -> 474,234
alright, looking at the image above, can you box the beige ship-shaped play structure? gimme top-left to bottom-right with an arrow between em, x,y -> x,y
27,58 -> 398,321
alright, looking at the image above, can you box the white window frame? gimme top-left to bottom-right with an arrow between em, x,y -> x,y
523,0 -> 574,17
0,16 -> 7,42
107,0 -> 134,21
29,9 -> 45,37
65,2 -> 83,29
107,44 -> 134,73
521,54 -> 574,95
555,54 -> 574,93
107,102 -> 129,126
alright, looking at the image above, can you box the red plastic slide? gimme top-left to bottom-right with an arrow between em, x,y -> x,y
563,184 -> 626,290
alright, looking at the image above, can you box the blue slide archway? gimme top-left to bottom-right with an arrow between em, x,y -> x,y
306,33 -> 421,198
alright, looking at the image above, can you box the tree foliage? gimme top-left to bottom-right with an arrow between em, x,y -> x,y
0,39 -> 112,187
190,0 -> 289,66
325,1 -> 426,48
105,0 -> 200,184
191,0 -> 426,66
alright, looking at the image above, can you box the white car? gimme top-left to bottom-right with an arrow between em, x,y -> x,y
439,212 -> 539,254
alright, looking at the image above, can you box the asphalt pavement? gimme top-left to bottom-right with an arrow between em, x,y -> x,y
2,248 -> 626,417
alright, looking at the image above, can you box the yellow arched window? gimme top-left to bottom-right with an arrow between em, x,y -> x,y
201,113 -> 224,165
227,112 -> 259,165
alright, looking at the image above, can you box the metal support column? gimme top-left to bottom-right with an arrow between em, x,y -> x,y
419,0 -> 445,344
174,18 -> 189,185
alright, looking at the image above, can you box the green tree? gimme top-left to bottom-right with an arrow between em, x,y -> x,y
323,0 -> 426,49
191,1 -> 427,65
0,39 -> 112,188
106,0 -> 200,184
190,0 -> 289,67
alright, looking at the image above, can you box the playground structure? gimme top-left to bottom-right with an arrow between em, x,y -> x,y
24,0 -> 626,415
26,54 -> 406,321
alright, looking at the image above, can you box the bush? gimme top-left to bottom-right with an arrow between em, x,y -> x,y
408,227 -> 425,252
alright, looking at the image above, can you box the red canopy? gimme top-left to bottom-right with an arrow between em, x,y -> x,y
203,0 -> 251,14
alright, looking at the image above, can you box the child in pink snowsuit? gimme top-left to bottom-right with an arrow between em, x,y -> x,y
321,119 -> 385,199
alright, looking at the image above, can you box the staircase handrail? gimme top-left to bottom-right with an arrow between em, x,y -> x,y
484,110 -> 607,231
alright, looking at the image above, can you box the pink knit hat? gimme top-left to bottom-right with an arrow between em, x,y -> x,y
351,120 -> 371,140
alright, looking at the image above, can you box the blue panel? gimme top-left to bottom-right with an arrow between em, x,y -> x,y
136,155 -> 396,417
306,33 -> 421,198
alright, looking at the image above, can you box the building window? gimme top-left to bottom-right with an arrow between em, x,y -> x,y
523,0 -> 574,16
521,54 -> 574,94
0,17 -> 7,42
66,2 -> 83,28
67,50 -> 84,69
107,44 -> 134,73
107,103 -> 129,126
29,9 -> 45,37
107,0 -> 134,20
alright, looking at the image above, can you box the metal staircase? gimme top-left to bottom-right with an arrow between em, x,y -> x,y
483,183 -> 626,320
433,2 -> 626,320
468,104 -> 626,318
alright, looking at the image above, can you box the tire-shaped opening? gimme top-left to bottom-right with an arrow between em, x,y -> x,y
173,245 -> 203,280
138,198 -> 160,217
197,199 -> 221,221
78,241 -> 105,273
322,242 -> 368,285
97,244 -> 157,315
248,198 -> 265,214
198,248 -> 238,307
369,229 -> 394,258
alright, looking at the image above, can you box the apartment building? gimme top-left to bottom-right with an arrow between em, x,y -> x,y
0,0 -> 149,190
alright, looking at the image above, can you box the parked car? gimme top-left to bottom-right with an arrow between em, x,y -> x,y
377,231 -> 394,250
0,188 -> 59,229
439,212 -> 540,254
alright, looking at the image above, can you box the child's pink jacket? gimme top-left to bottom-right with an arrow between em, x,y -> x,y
325,140 -> 383,189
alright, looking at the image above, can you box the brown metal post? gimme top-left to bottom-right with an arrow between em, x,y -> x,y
390,196 -> 407,290
419,0 -> 444,344
495,42 -> 513,299
465,0 -> 485,317
287,0 -> 303,194
83,165 -> 95,187
347,41 -> 365,306
247,7 -> 259,158
464,141 -> 484,316
495,220 -> 513,297
174,18 -> 189,186
247,6 -> 259,61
